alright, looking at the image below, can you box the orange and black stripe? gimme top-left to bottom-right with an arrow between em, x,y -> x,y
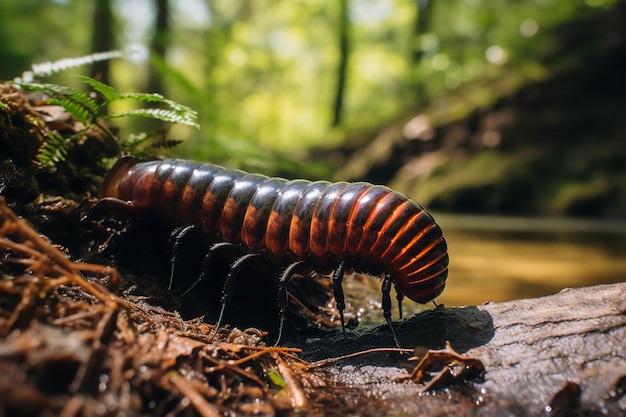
99,157 -> 449,306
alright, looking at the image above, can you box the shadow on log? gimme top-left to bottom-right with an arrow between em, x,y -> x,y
299,282 -> 626,417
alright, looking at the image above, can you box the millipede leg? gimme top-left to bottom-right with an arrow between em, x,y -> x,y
181,242 -> 237,297
382,275 -> 402,348
275,260 -> 308,346
332,262 -> 347,337
168,225 -> 198,290
210,253 -> 261,340
394,282 -> 405,320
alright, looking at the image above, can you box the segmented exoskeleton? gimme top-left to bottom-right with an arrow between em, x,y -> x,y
97,157 -> 449,346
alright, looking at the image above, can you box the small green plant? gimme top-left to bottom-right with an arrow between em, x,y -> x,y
11,51 -> 199,167
123,129 -> 184,153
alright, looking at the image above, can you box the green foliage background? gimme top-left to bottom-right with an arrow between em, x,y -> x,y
0,0 -> 622,216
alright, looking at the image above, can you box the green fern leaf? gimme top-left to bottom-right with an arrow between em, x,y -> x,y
123,132 -> 152,150
15,82 -> 101,116
116,92 -> 196,113
77,75 -> 119,102
14,81 -> 70,96
14,63 -> 198,160
107,108 -> 199,128
58,90 -> 100,116
46,97 -> 94,124
17,51 -> 124,82
152,138 -> 184,149
38,131 -> 73,166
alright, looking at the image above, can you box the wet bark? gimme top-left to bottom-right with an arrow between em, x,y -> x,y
299,282 -> 626,416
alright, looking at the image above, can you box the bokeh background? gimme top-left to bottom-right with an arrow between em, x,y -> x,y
2,0 -> 625,306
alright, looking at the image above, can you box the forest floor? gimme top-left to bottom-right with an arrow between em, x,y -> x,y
0,195 -> 489,417
1,195 -> 624,416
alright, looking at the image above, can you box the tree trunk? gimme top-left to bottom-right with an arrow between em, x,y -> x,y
147,0 -> 169,95
411,0 -> 433,65
411,0 -> 433,106
90,0 -> 114,85
331,0 -> 350,127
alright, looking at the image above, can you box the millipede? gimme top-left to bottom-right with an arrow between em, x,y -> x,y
96,157 -> 449,346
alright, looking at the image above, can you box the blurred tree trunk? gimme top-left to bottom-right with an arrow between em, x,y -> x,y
90,0 -> 114,85
411,0 -> 433,65
331,0 -> 350,127
411,0 -> 434,106
147,0 -> 170,94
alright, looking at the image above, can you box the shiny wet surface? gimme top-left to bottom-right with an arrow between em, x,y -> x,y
437,215 -> 626,307
337,215 -> 626,327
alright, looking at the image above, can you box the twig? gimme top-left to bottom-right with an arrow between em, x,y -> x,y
309,347 -> 413,368
0,197 -> 129,309
273,353 -> 311,411
69,307 -> 117,393
202,351 -> 267,388
165,371 -> 221,417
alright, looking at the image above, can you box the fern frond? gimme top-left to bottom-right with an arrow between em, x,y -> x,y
123,132 -> 152,150
45,97 -> 94,124
17,51 -> 124,82
152,137 -> 184,149
14,82 -> 101,116
116,92 -> 196,113
38,131 -> 73,166
77,75 -> 119,102
121,130 -> 183,155
14,81 -> 73,96
107,108 -> 199,128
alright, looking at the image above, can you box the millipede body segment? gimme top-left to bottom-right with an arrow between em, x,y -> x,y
98,157 -> 449,345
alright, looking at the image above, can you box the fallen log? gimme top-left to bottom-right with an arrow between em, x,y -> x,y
462,282 -> 625,416
300,282 -> 626,417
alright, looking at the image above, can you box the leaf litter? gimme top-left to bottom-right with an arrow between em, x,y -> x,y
0,197 -> 318,416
